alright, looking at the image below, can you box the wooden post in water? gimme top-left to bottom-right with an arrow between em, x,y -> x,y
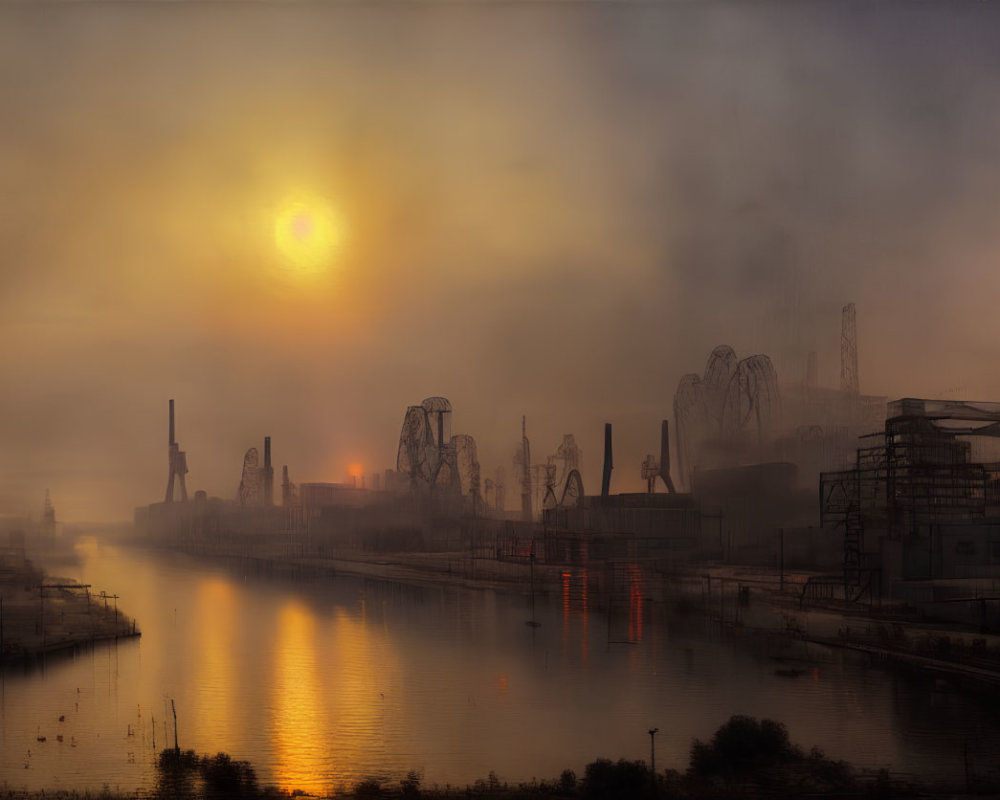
171,699 -> 179,754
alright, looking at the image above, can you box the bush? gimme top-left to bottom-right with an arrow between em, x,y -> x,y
558,769 -> 577,794
400,770 -> 422,799
583,758 -> 651,800
688,716 -> 801,778
200,751 -> 259,799
354,777 -> 383,800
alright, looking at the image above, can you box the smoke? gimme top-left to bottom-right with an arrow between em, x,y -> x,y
2,2 -> 1000,519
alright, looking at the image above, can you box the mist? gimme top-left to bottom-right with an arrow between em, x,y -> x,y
3,1 -> 1000,521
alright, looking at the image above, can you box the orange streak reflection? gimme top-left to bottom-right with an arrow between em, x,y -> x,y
272,602 -> 327,795
271,604 -> 400,794
193,578 -> 236,739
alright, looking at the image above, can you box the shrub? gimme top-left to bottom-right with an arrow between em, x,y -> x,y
200,751 -> 258,799
583,758 -> 651,800
354,777 -> 383,800
688,715 -> 801,778
400,770 -> 422,799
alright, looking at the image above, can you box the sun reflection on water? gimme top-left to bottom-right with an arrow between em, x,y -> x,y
270,602 -> 401,795
193,578 -> 236,739
272,602 -> 327,795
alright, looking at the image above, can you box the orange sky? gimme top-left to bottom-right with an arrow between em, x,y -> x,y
2,2 -> 1000,520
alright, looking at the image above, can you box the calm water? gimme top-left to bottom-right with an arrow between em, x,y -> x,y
2,535 -> 999,795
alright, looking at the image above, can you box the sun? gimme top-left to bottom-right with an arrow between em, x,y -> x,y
274,196 -> 345,272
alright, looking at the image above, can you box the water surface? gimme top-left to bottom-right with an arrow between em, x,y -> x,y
2,536 -> 998,794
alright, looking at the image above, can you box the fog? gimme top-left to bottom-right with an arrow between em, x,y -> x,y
2,1 -> 1000,520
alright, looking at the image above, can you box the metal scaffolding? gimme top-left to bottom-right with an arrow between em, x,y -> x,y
821,398 -> 1000,603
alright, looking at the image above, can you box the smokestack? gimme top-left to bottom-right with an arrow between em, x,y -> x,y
659,420 -> 677,494
168,398 -> 175,446
601,423 -> 613,498
262,436 -> 274,506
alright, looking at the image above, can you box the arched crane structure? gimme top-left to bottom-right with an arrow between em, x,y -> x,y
396,397 -> 482,507
673,346 -> 780,490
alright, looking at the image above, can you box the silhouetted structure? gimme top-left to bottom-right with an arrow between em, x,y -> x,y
519,416 -> 532,521
40,489 -> 56,539
601,423 -> 614,498
640,421 -> 677,494
674,347 -> 781,489
840,302 -> 859,396
395,397 -> 480,510
822,398 -> 1000,617
164,399 -> 189,503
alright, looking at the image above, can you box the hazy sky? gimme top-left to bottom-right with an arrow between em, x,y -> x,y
3,1 -> 1000,521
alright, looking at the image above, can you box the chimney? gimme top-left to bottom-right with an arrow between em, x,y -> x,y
262,436 -> 274,506
659,420 -> 676,493
601,423 -> 613,498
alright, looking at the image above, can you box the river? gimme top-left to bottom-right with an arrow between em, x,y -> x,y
2,535 -> 999,795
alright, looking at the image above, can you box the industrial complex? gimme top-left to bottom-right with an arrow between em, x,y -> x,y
135,303 -> 1000,635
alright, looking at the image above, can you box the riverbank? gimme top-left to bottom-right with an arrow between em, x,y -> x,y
0,560 -> 139,666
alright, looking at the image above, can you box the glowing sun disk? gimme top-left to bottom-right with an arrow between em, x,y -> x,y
274,197 -> 344,272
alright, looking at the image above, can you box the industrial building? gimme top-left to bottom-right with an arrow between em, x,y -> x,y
821,398 -> 1000,627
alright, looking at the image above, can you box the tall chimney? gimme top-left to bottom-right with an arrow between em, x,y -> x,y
659,420 -> 677,494
168,398 -> 175,446
601,423 -> 613,498
263,436 -> 274,506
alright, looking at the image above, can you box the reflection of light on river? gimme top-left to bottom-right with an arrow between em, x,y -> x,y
272,602 -> 327,795
193,578 -> 235,738
271,602 -> 401,794
325,608 -> 399,784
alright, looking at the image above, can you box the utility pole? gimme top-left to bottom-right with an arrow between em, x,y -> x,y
648,727 -> 659,788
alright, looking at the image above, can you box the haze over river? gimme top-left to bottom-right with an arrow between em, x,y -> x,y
2,536 -> 999,794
